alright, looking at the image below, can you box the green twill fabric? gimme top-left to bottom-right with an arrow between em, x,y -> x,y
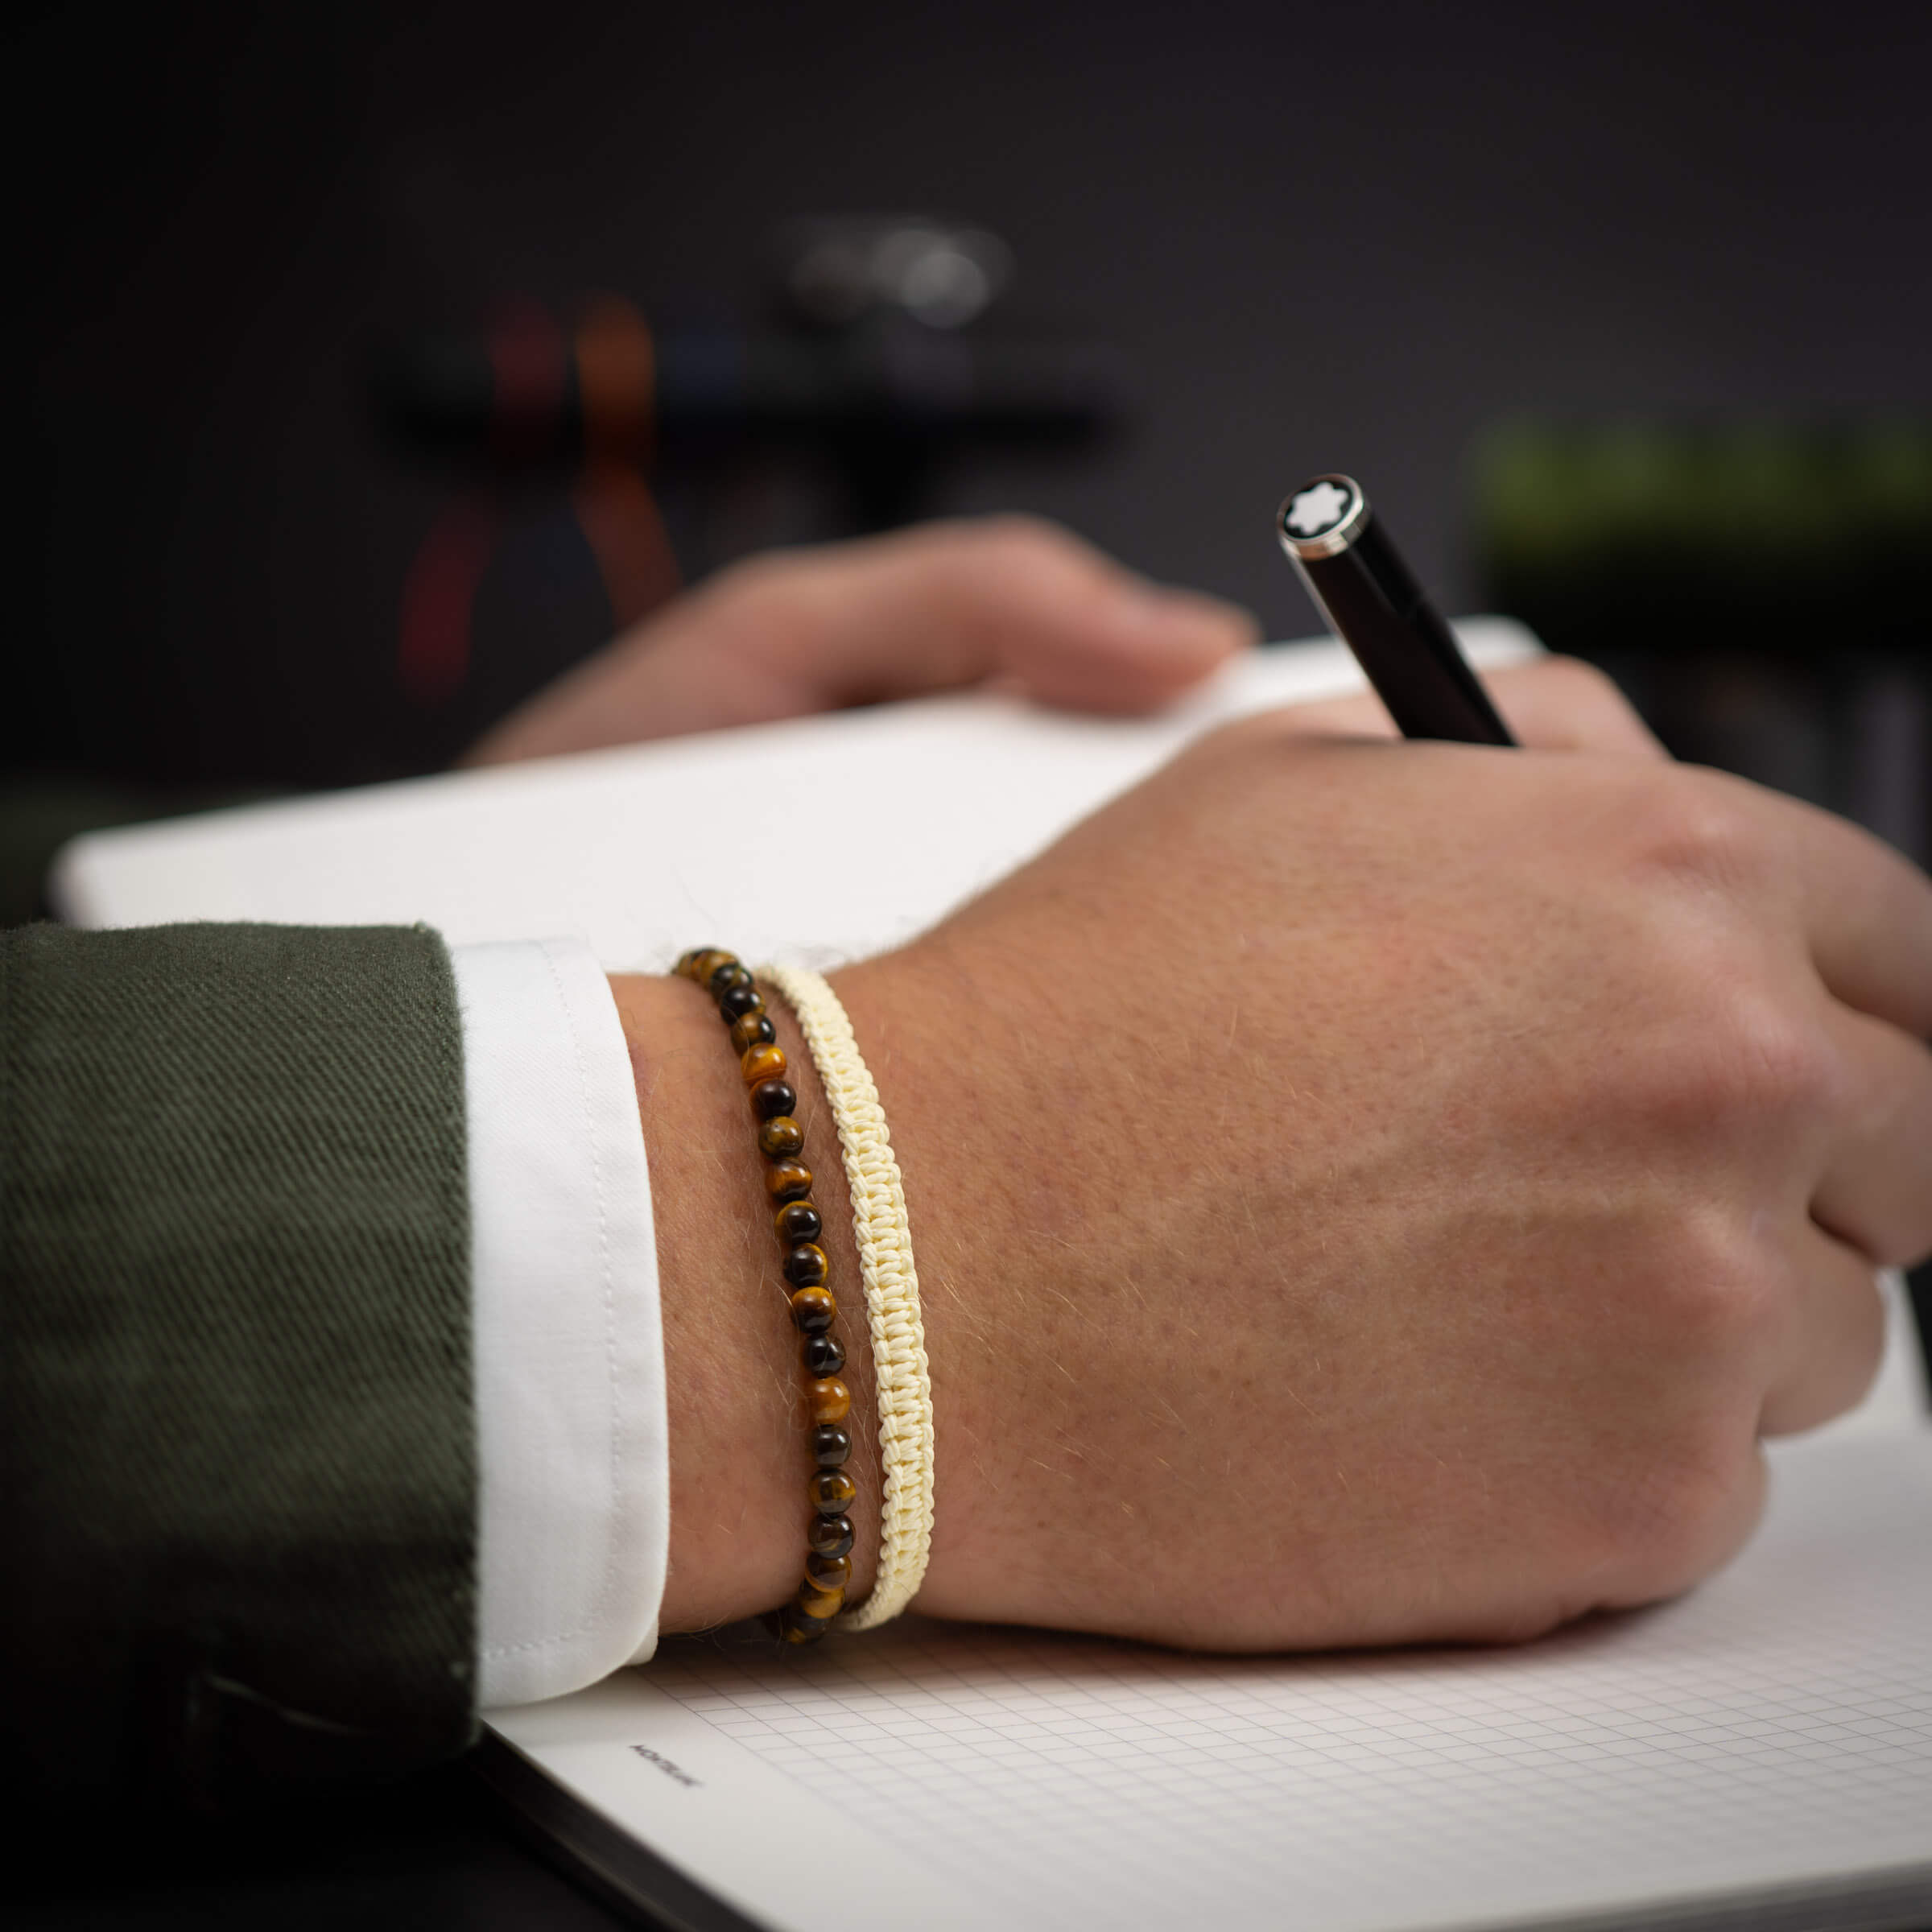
1,923 -> 476,1806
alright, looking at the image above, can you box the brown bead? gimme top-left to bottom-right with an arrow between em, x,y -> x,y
809,1468 -> 857,1513
751,1079 -> 797,1121
789,1286 -> 836,1336
719,981 -> 762,1021
807,1513 -> 854,1558
741,1042 -> 787,1087
680,947 -> 733,983
774,1199 -> 822,1244
803,1333 -> 844,1377
805,1377 -> 851,1426
732,1011 -> 778,1054
759,1116 -> 804,1160
709,961 -> 754,999
782,1242 -> 828,1288
805,1550 -> 852,1591
810,1424 -> 850,1467
764,1161 -> 813,1203
774,1605 -> 828,1645
797,1581 -> 844,1622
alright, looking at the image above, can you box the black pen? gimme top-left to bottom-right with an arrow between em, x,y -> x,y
1276,474 -> 1516,745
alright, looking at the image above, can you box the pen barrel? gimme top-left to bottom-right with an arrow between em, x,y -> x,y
1294,519 -> 1516,746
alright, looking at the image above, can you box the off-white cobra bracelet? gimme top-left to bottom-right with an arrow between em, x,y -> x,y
762,964 -> 935,1630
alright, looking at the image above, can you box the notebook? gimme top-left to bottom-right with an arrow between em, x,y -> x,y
50,624 -> 1538,965
55,622 -> 1932,1931
488,1433 -> 1932,1932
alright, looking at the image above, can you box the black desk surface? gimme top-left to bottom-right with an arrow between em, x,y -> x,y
14,1764 -> 641,1931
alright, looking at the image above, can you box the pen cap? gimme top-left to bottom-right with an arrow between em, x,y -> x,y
1278,474 -> 1373,560
1277,474 -> 1513,745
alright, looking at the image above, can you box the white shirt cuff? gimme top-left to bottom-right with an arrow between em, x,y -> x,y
450,937 -> 669,1707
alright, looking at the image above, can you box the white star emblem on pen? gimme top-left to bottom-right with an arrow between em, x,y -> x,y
1286,480 -> 1352,537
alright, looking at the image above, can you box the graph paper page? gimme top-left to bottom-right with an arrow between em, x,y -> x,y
489,1434 -> 1932,1932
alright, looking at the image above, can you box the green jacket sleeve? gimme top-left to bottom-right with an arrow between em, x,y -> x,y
2,922 -> 477,1806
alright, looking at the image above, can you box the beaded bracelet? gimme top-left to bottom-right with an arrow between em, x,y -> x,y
675,946 -> 857,1645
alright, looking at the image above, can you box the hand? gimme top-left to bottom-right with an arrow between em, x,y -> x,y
625,657 -> 1932,1650
465,518 -> 1256,765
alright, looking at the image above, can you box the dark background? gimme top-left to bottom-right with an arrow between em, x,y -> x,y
14,0 -> 1931,791
11,6 -> 1931,1922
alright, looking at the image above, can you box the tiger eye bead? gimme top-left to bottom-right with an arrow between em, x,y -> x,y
774,1199 -> 822,1245
810,1424 -> 850,1468
680,948 -> 733,983
731,1011 -> 778,1054
803,1333 -> 844,1377
751,1079 -> 797,1121
789,1286 -> 836,1336
765,1161 -> 813,1203
775,1605 -> 829,1645
719,982 -> 763,1021
797,1581 -> 844,1621
805,1550 -> 852,1592
805,1377 -> 851,1426
809,1467 -> 857,1512
782,1242 -> 829,1288
807,1513 -> 854,1558
758,1115 -> 804,1160
741,1042 -> 787,1087
709,960 -> 753,998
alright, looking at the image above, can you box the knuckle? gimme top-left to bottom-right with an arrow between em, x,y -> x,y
1615,1205 -> 1777,1375
1622,1446 -> 1752,1592
1624,769 -> 1770,894
1634,1211 -> 1781,1362
1617,973 -> 1839,1143
1581,1428 -> 1761,1600
1691,993 -> 1840,1131
1718,995 -> 1844,1119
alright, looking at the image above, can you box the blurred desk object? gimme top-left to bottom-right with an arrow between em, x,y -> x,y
364,217 -> 1130,762
376,219 -> 1129,548
1472,418 -> 1931,864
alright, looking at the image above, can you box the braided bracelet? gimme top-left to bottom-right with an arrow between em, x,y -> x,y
761,965 -> 933,1631
675,947 -> 857,1645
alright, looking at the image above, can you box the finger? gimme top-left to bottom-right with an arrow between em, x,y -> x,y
719,517 -> 1257,715
1810,1005 -> 1932,1266
465,520 -> 1256,762
1802,832 -> 1932,1042
1270,656 -> 1665,757
1724,778 -> 1932,1040
1485,657 -> 1668,758
1757,1220 -> 1888,1435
